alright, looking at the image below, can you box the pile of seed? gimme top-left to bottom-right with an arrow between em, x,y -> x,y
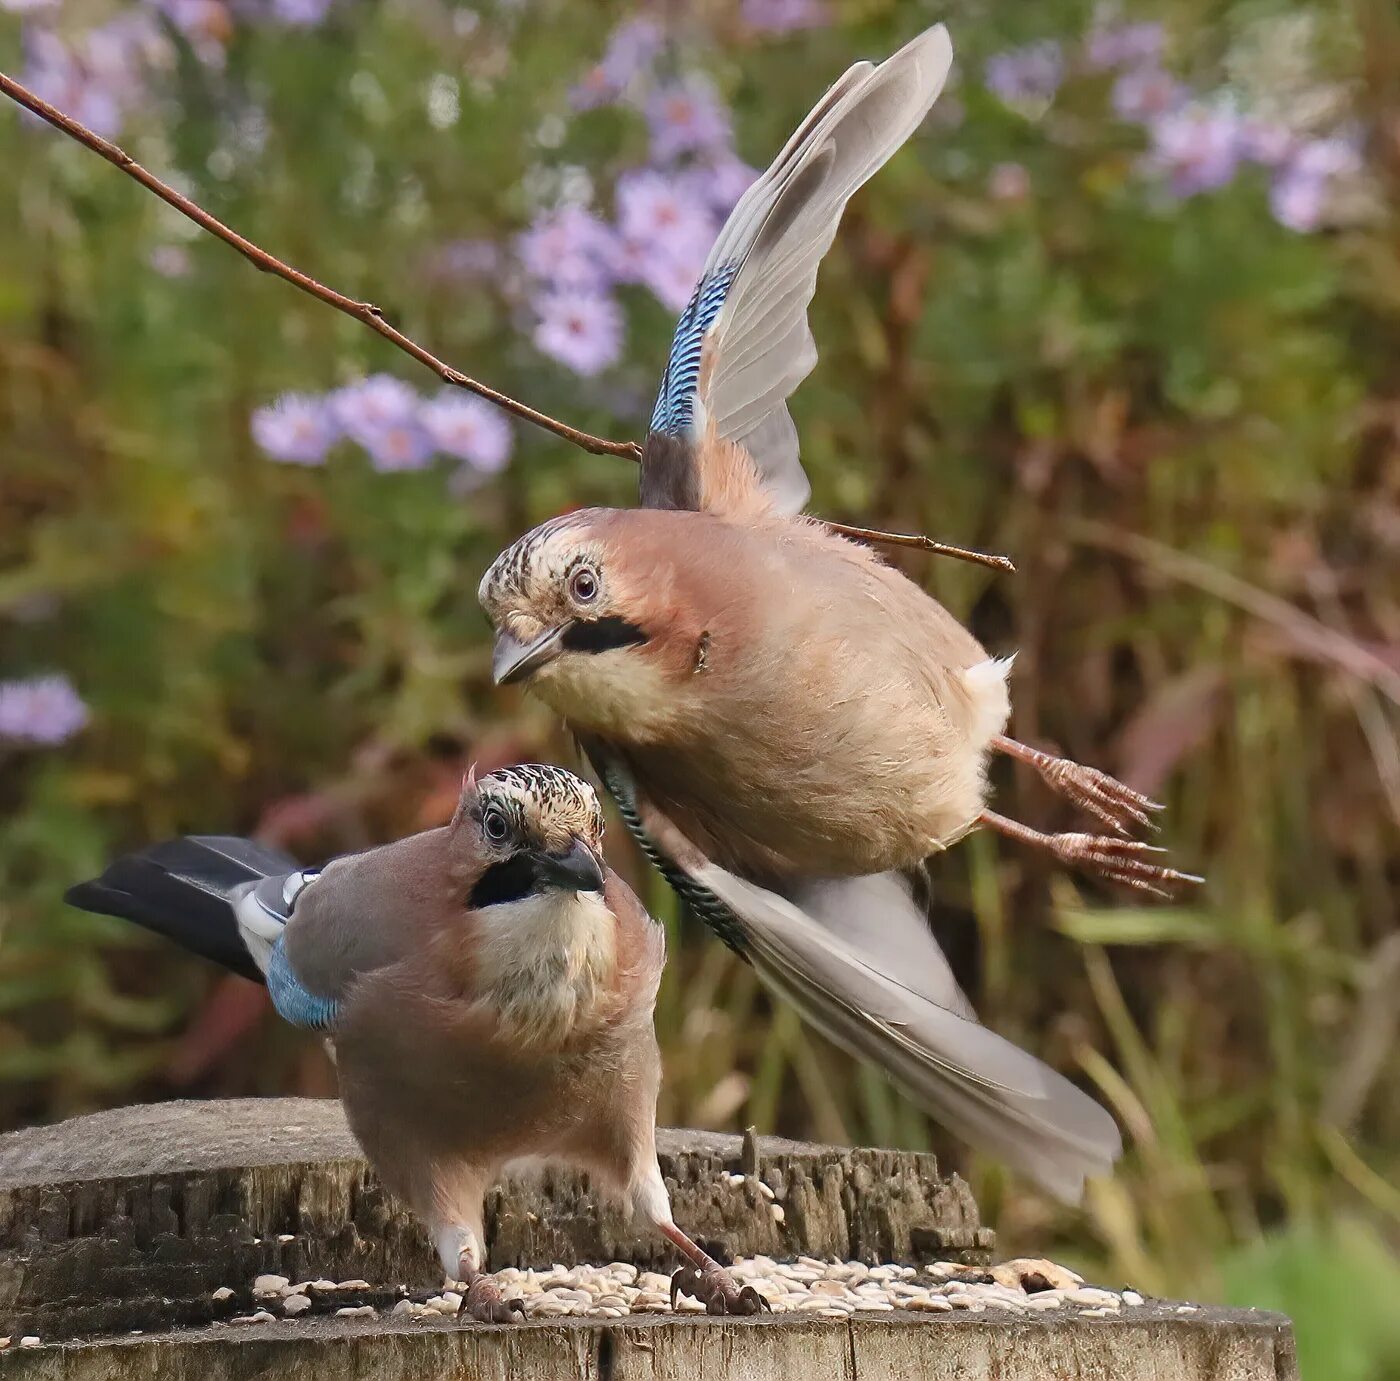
224,1258 -> 1156,1325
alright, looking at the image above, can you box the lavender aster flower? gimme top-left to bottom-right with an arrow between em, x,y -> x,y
420,391 -> 513,473
645,75 -> 732,163
616,170 -> 716,254
742,0 -> 827,35
152,0 -> 232,69
148,245 -> 193,278
1111,65 -> 1184,123
362,421 -> 434,473
1238,119 -> 1295,168
678,154 -> 758,218
0,675 -> 88,747
516,205 -> 619,291
269,0 -> 335,26
1084,21 -> 1165,73
571,16 -> 664,109
1269,135 -> 1362,232
251,392 -> 338,465
532,290 -> 624,377
330,374 -> 419,447
985,40 -> 1063,110
1146,104 -> 1243,197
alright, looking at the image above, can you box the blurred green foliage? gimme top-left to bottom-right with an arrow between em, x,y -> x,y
1,1 -> 1397,1375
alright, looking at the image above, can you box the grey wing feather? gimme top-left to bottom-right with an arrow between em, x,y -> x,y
696,865 -> 1122,1203
700,24 -> 954,511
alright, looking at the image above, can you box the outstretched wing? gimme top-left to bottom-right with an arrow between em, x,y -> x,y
593,750 -> 1121,1204
641,24 -> 954,517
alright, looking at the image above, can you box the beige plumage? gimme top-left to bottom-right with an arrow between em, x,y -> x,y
65,765 -> 767,1318
477,24 -> 1203,1200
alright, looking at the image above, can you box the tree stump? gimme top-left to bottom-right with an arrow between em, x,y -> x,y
0,1100 -> 1297,1380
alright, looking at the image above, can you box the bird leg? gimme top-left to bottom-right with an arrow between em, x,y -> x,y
455,1259 -> 525,1324
993,734 -> 1161,838
660,1222 -> 770,1316
979,810 -> 1203,899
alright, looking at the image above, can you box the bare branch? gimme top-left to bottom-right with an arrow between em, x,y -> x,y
0,69 -> 641,462
1,70 -> 1017,574
821,520 -> 1016,573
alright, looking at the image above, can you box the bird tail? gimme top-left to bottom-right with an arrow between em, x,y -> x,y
594,753 -> 1122,1203
65,835 -> 298,985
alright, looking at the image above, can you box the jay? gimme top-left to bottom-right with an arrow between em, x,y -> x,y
65,765 -> 770,1318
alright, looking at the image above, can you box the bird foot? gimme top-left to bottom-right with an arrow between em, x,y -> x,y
1049,832 -> 1203,898
457,1275 -> 525,1324
671,1263 -> 770,1316
999,736 -> 1162,837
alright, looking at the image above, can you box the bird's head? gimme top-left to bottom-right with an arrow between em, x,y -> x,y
457,763 -> 607,908
479,511 -> 681,733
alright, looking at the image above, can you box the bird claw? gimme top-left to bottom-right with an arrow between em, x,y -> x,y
671,1264 -> 770,1316
458,1276 -> 526,1324
1038,758 -> 1162,838
1051,833 -> 1203,897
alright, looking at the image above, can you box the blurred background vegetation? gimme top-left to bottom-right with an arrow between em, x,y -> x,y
1,0 -> 1398,1375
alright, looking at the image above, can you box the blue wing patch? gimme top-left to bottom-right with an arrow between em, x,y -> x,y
265,934 -> 339,1029
650,261 -> 739,438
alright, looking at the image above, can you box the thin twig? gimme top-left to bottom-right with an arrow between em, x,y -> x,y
3,69 -> 1017,572
822,520 -> 1016,572
0,70 -> 641,461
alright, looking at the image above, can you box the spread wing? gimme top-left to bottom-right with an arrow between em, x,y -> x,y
641,25 -> 954,516
592,749 -> 1122,1204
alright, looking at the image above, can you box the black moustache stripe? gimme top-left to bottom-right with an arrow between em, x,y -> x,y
469,855 -> 539,908
561,616 -> 649,654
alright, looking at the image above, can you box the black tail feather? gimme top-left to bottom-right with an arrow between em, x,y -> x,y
66,835 -> 297,984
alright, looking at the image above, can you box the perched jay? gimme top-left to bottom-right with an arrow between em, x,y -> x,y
477,25 -> 1194,1197
65,765 -> 770,1318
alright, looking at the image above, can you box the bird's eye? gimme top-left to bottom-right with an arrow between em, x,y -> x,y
482,808 -> 509,843
569,566 -> 599,605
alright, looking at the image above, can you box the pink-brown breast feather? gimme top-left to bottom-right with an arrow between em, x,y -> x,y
579,508 -> 1002,874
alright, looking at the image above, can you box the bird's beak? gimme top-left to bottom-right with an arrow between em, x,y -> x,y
532,838 -> 605,894
492,622 -> 571,686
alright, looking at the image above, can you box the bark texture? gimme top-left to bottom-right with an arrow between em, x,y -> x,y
0,1099 -> 991,1340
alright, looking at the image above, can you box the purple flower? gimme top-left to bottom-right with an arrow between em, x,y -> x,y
1269,135 -> 1363,233
638,247 -> 707,313
251,392 -> 338,465
645,75 -> 732,163
987,161 -> 1031,202
516,205 -> 619,291
741,0 -> 827,34
677,154 -> 759,218
20,39 -> 126,141
985,41 -> 1064,110
616,170 -> 715,252
1111,65 -> 1185,124
152,0 -> 232,68
1146,104 -> 1242,197
148,245 -> 193,278
570,17 -> 664,109
1238,119 -> 1295,168
0,675 -> 88,747
532,290 -> 624,377
268,0 -> 334,25
1084,21 -> 1165,73
420,391 -> 513,472
332,375 -> 436,471
362,421 -> 434,473
330,374 -> 419,447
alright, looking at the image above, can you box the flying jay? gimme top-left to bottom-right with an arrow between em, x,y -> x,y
477,25 -> 1197,1198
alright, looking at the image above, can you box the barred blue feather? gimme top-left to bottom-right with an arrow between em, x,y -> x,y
266,933 -> 339,1029
649,261 -> 739,437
